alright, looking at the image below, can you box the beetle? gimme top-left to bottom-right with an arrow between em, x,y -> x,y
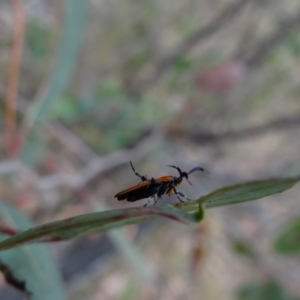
114,161 -> 205,206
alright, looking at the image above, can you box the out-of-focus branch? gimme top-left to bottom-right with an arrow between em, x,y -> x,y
0,127 -> 162,191
132,1 -> 300,94
0,87 -> 100,163
5,0 -> 25,156
45,123 -> 99,163
1,113 -> 300,191
36,128 -> 163,191
132,0 -> 252,93
0,86 -> 163,191
0,160 -> 39,187
3,112 -> 299,191
167,114 -> 300,144
245,11 -> 300,67
0,160 -> 21,174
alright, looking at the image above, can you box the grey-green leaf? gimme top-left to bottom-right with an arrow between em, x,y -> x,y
202,177 -> 300,208
0,205 -> 198,251
0,202 -> 65,300
0,176 -> 299,251
24,0 -> 88,128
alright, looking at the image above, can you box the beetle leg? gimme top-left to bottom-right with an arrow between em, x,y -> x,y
173,187 -> 192,203
143,194 -> 157,207
153,196 -> 160,206
143,200 -> 150,207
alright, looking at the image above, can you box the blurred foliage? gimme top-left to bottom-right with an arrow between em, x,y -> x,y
0,203 -> 64,300
53,93 -> 83,123
24,0 -> 88,126
231,239 -> 256,260
169,57 -> 193,90
284,33 -> 300,56
237,280 -> 299,300
20,133 -> 46,166
274,217 -> 300,255
26,19 -> 52,59
52,76 -> 168,151
118,282 -> 139,300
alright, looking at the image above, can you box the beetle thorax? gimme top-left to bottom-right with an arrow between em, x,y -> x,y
173,177 -> 183,186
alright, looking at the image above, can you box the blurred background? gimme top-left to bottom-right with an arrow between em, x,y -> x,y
1,0 -> 300,299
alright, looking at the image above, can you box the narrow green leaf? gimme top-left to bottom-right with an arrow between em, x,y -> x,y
0,205 -> 198,250
202,177 -> 300,208
1,176 -> 299,251
175,176 -> 300,210
0,202 -> 65,300
24,0 -> 88,128
274,217 -> 300,255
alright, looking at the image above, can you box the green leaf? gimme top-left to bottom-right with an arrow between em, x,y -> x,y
201,177 -> 300,208
174,58 -> 192,72
26,19 -> 51,59
274,217 -> 300,255
53,93 -> 81,123
0,206 -> 198,250
237,280 -> 290,300
24,0 -> 88,127
0,202 -> 65,300
0,176 -> 299,251
99,79 -> 127,99
175,176 -> 300,210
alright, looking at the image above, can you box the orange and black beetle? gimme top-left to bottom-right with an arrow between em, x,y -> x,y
115,161 -> 204,206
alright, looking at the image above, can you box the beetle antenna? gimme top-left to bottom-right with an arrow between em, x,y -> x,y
187,166 -> 205,175
186,167 -> 205,185
167,165 -> 182,176
130,161 -> 149,182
